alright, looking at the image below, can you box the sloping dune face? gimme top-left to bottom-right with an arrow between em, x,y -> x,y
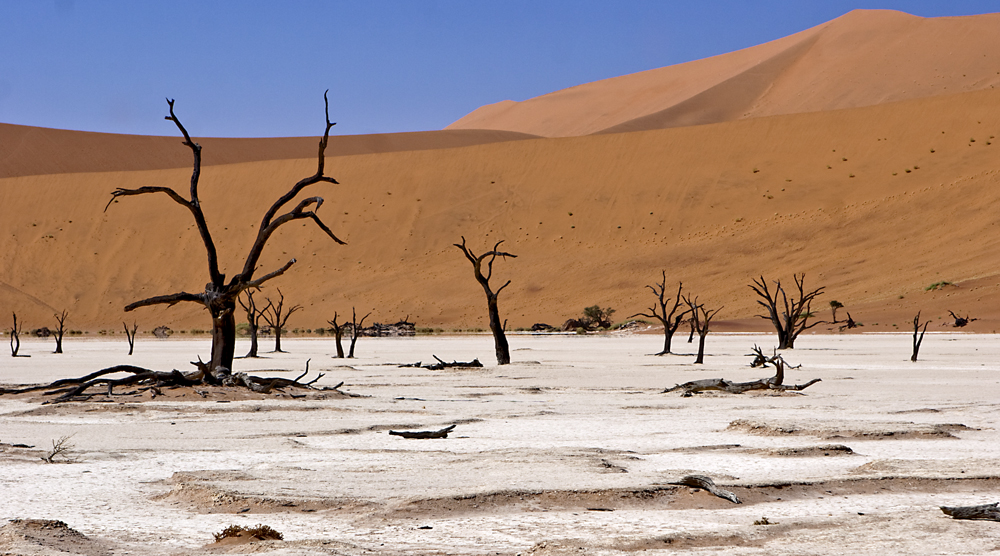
447,10 -> 1000,137
2,89 -> 999,333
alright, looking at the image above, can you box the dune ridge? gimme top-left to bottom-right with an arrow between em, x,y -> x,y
0,124 -> 537,179
447,10 -> 1000,137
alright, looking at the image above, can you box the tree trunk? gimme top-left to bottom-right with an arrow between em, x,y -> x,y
694,333 -> 706,364
273,326 -> 284,353
334,329 -> 345,358
210,306 -> 236,373
488,295 -> 511,365
246,322 -> 259,358
662,329 -> 674,355
348,332 -> 359,358
54,336 -> 63,354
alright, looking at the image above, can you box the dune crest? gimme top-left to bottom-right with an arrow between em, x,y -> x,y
447,9 -> 1000,137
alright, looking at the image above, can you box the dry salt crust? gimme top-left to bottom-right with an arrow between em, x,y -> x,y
1,332 -> 999,555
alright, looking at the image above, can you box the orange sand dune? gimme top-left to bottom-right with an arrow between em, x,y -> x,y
448,10 -> 1000,137
2,88 -> 999,337
0,123 -> 536,178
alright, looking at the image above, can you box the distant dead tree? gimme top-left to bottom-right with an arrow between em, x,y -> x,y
53,310 -> 68,354
947,310 -> 977,328
10,312 -> 27,357
630,273 -> 689,355
104,93 -> 343,377
455,237 -> 516,365
348,307 -> 371,358
750,274 -> 824,349
829,300 -> 844,323
123,321 -> 138,355
911,311 -> 929,362
262,289 -> 301,353
238,289 -> 270,358
683,295 -> 722,364
327,312 -> 346,358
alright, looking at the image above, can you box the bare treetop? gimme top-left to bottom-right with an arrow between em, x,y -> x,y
104,92 -> 345,374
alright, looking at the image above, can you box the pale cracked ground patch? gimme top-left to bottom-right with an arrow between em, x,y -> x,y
1,332 -> 999,555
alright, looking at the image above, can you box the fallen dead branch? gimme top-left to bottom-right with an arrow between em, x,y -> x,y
0,359 -> 333,403
399,355 -> 483,370
940,502 -> 1000,521
388,424 -> 457,439
664,346 -> 819,395
668,475 -> 741,504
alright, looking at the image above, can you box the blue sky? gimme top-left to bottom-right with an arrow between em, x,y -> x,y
1,1 -> 996,137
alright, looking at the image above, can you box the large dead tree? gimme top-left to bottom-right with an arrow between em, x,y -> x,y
53,310 -> 68,354
911,311 -> 929,362
104,94 -> 343,377
664,347 -> 820,394
237,289 -> 270,358
348,307 -> 371,358
261,289 -> 301,353
683,294 -> 721,364
630,273 -> 688,355
455,237 -> 516,365
750,274 -> 824,349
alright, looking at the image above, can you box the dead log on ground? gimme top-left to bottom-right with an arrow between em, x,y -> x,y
399,355 -> 483,370
940,502 -> 1000,521
669,475 -> 741,504
388,425 -> 456,439
0,359 -> 328,403
664,348 -> 819,395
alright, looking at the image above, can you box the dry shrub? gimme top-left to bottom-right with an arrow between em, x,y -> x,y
213,524 -> 283,542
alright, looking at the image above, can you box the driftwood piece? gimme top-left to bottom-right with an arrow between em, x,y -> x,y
940,502 -> 1000,521
669,475 -> 741,504
388,424 -> 456,439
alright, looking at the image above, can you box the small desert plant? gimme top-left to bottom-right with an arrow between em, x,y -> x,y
925,281 -> 953,291
213,524 -> 283,543
582,305 -> 616,329
41,435 -> 75,463
754,517 -> 777,526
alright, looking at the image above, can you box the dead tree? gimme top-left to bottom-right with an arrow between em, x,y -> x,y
327,312 -> 346,358
664,348 -> 820,394
10,312 -> 27,357
948,310 -> 976,328
238,290 -> 269,358
104,93 -> 343,377
911,311 -> 929,362
630,273 -> 689,355
348,307 -> 371,358
53,310 -> 68,354
123,322 -> 138,355
683,295 -> 721,364
454,237 -> 516,365
261,289 -> 301,353
389,425 -> 456,439
750,274 -> 824,349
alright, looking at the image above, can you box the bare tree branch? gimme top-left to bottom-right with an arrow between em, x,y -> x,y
124,291 -> 205,312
